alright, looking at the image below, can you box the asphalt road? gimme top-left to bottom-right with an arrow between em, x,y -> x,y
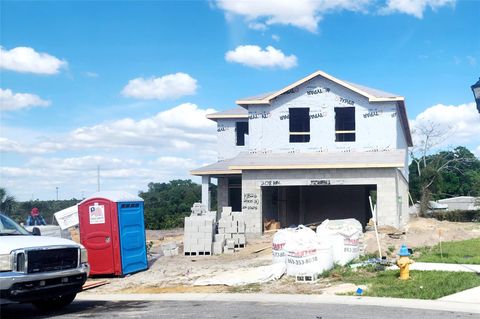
1,300 -> 477,319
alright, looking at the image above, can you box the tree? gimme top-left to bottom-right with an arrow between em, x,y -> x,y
0,187 -> 17,215
139,179 -> 216,229
409,146 -> 480,214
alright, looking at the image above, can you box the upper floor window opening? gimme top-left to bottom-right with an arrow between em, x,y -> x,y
236,121 -> 248,146
335,107 -> 355,142
289,107 -> 310,143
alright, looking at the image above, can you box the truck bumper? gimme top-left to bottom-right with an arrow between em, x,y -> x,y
0,263 -> 89,304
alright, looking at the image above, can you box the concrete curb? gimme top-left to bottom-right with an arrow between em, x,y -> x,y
77,292 -> 480,314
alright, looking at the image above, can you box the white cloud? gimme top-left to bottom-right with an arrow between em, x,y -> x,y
121,72 -> 198,100
27,156 -> 141,171
216,0 -> 455,31
84,71 -> 99,78
410,102 -> 480,151
1,103 -> 217,156
248,22 -> 267,30
216,0 -> 372,32
466,56 -> 477,67
151,156 -> 197,170
475,146 -> 480,158
271,34 -> 280,41
381,0 -> 455,18
71,103 -> 216,151
225,45 -> 297,69
0,102 -> 219,200
0,88 -> 50,111
0,137 -> 52,154
0,46 -> 67,74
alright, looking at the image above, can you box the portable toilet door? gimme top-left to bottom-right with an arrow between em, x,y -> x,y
117,201 -> 148,275
78,197 -> 122,276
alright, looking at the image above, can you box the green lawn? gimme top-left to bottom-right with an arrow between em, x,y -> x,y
415,238 -> 480,264
325,265 -> 480,299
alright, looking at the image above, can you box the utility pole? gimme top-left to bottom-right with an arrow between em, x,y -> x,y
56,187 -> 59,201
97,165 -> 100,192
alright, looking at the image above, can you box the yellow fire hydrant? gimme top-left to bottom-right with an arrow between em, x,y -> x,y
397,244 -> 414,280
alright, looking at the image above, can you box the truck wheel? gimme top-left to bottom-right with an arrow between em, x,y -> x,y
32,293 -> 77,311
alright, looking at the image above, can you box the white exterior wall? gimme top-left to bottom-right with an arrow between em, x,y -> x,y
246,77 -> 403,155
242,168 -> 409,236
216,119 -> 248,161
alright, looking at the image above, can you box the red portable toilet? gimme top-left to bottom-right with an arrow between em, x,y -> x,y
78,191 -> 147,276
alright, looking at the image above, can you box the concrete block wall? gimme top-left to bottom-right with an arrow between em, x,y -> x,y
217,177 -> 229,213
397,170 -> 410,227
240,177 -> 263,237
241,167 -> 408,235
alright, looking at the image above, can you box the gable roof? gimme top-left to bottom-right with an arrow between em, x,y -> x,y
206,106 -> 248,121
236,70 -> 404,105
235,70 -> 413,147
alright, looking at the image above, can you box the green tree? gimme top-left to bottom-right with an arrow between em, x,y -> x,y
409,146 -> 480,213
139,179 -> 216,229
0,187 -> 17,215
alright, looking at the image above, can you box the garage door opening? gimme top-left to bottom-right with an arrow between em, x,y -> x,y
262,185 -> 376,229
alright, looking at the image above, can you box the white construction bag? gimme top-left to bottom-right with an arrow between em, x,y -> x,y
272,228 -> 294,264
316,219 -> 363,266
284,225 -> 333,276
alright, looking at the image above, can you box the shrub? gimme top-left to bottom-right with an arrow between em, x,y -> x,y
431,210 -> 480,222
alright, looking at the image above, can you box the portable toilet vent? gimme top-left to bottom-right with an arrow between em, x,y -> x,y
78,191 -> 148,276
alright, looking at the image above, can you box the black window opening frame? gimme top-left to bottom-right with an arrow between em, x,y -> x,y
236,121 -> 249,146
289,107 -> 310,143
335,107 -> 356,142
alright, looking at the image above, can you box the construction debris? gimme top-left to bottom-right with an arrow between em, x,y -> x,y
161,242 -> 179,257
194,263 -> 286,286
82,280 -> 108,291
264,218 -> 281,231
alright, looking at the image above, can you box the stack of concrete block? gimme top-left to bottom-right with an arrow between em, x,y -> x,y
216,207 -> 246,254
190,202 -> 207,216
183,215 -> 214,256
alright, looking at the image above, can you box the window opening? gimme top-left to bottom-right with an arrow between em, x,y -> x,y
335,107 -> 355,142
236,122 -> 248,146
289,108 -> 310,143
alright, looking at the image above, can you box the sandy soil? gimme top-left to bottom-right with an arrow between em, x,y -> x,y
364,216 -> 480,255
83,217 -> 480,295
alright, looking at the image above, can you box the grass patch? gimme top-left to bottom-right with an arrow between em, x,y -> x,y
415,238 -> 480,264
352,270 -> 480,299
323,265 -> 480,299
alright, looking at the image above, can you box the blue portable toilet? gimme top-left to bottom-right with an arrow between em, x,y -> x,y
79,191 -> 148,276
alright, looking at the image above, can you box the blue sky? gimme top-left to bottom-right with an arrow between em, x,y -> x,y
1,0 -> 479,201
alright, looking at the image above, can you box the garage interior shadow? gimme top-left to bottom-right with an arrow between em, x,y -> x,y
262,184 -> 376,228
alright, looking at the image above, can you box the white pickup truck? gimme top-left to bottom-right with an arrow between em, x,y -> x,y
0,213 -> 89,310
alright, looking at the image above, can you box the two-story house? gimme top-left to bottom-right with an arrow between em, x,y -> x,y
191,70 -> 412,234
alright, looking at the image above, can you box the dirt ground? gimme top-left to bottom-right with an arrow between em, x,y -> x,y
83,217 -> 480,295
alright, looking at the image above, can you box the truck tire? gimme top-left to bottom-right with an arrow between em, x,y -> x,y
32,293 -> 77,311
